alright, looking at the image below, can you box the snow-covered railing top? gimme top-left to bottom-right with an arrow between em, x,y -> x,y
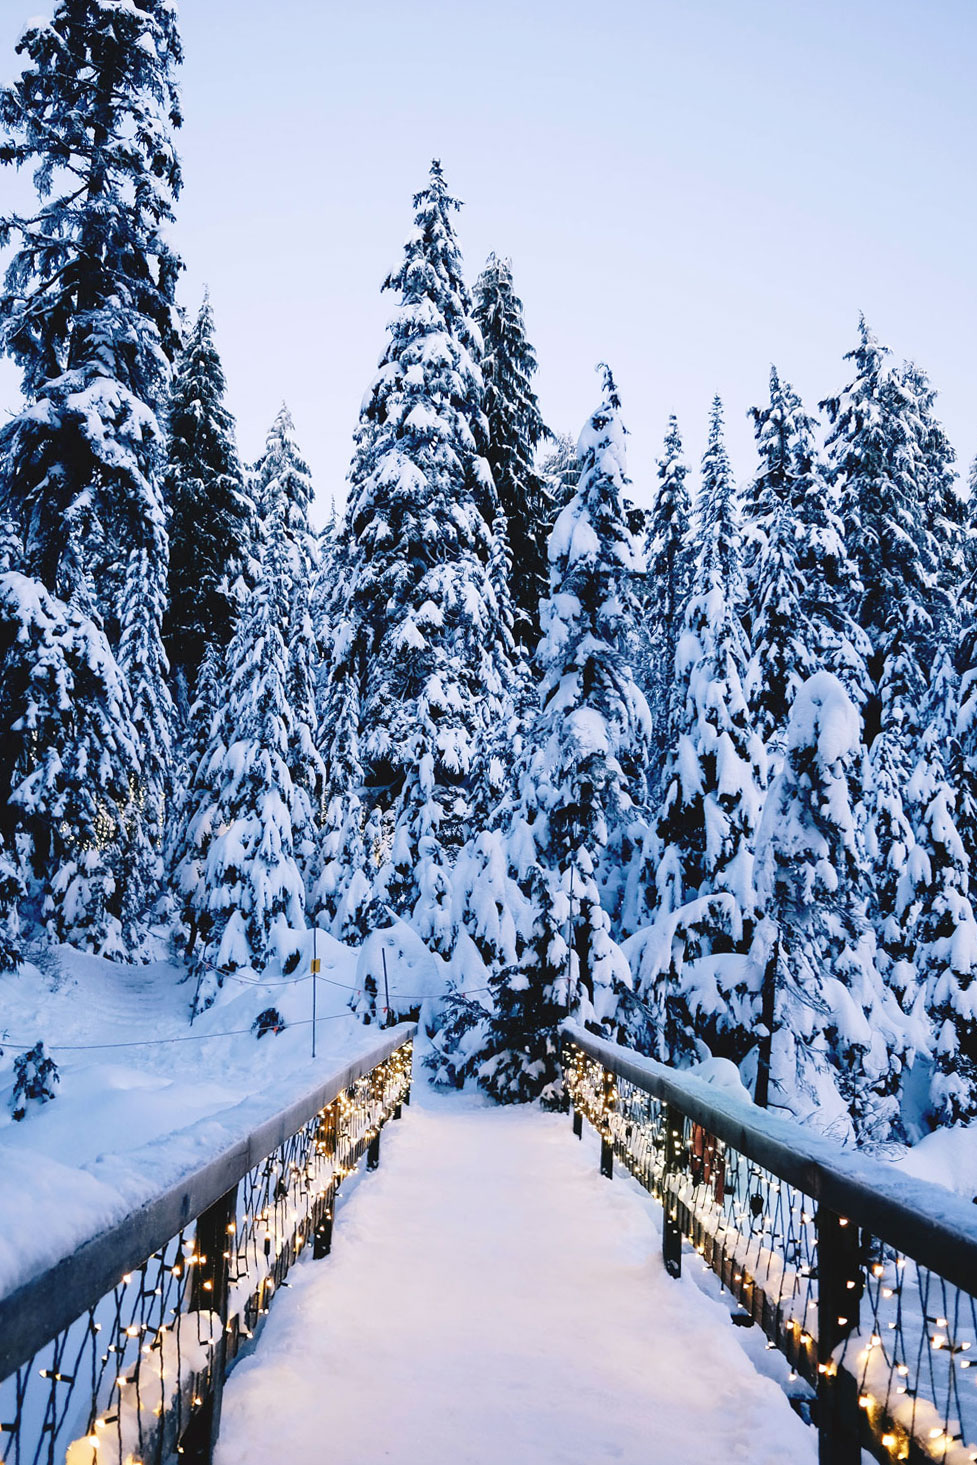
564,1022 -> 977,1294
564,1023 -> 977,1465
0,1022 -> 416,1382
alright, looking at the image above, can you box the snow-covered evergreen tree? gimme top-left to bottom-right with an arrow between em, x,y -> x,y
656,401 -> 764,922
251,405 -> 317,572
901,362 -> 961,635
472,254 -> 550,642
540,433 -> 581,523
743,370 -> 818,755
0,837 -> 24,973
250,405 -> 322,898
116,547 -> 174,929
286,571 -> 325,900
0,570 -> 140,956
314,669 -> 372,942
310,516 -> 374,943
164,294 -> 251,689
752,673 -> 907,1144
317,160 -> 513,951
443,371 -> 649,1102
0,0 -> 182,951
821,321 -> 945,990
531,368 -> 650,978
648,396 -> 766,1061
181,490 -> 305,1009
905,659 -> 977,1125
0,0 -> 182,606
641,415 -> 693,769
821,319 -> 942,737
168,639 -> 224,951
744,367 -> 870,761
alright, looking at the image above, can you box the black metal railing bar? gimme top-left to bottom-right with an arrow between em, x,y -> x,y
0,1022 -> 415,1380
0,1023 -> 415,1465
563,1022 -> 977,1465
563,1023 -> 977,1293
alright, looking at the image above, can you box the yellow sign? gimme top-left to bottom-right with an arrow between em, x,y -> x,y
310,959 -> 321,974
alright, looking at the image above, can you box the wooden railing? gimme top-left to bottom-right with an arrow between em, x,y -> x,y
563,1023 -> 977,1465
0,1024 -> 415,1465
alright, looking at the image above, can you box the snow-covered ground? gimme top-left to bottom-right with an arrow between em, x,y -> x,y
215,1086 -> 817,1465
3,935 -> 976,1314
0,928 -> 441,1299
3,936 -> 976,1465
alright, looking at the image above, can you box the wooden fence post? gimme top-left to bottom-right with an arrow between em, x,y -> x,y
367,1129 -> 381,1171
662,1104 -> 684,1279
815,1208 -> 863,1465
179,1182 -> 238,1464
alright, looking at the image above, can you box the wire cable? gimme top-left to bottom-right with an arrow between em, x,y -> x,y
0,1010 -> 360,1053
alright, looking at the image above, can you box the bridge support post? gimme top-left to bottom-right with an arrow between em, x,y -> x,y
179,1182 -> 238,1464
367,1128 -> 381,1171
815,1209 -> 863,1465
662,1104 -> 684,1279
572,1108 -> 583,1139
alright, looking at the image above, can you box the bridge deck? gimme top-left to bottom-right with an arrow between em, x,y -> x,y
215,1090 -> 816,1464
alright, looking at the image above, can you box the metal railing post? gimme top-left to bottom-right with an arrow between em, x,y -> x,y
600,1068 -> 615,1179
180,1182 -> 238,1464
815,1208 -> 863,1465
662,1104 -> 684,1279
314,1100 -> 338,1259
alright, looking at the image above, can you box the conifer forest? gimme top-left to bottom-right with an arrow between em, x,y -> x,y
1,0 -> 975,1170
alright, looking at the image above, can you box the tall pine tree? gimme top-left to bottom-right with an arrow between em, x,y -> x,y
0,568 -> 140,956
821,320 -> 944,995
316,161 -> 514,953
443,370 -> 649,1102
179,488 -> 305,1010
117,547 -> 174,930
744,367 -> 871,763
0,0 -> 182,952
753,673 -> 907,1143
472,254 -> 549,643
164,294 -> 251,690
649,396 -> 766,1062
251,406 -> 322,898
0,0 -> 182,603
641,415 -> 693,776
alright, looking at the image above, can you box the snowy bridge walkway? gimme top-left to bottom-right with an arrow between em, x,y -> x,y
6,1025 -> 977,1465
214,1090 -> 815,1465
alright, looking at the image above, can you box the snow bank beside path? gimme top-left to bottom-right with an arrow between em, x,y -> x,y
216,1092 -> 816,1465
892,1121 -> 977,1201
0,937 -> 407,1299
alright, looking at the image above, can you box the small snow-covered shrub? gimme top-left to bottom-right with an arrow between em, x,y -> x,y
11,1042 -> 59,1120
252,1008 -> 285,1039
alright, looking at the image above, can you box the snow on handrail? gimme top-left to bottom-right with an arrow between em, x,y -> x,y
564,1022 -> 977,1465
563,1021 -> 977,1294
0,1022 -> 416,1381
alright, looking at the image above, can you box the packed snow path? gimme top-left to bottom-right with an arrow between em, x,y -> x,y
215,1089 -> 816,1464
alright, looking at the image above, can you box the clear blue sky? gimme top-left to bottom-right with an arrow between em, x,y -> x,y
2,0 -> 976,523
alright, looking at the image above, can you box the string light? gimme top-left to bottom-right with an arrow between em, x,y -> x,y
4,1036 -> 415,1465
